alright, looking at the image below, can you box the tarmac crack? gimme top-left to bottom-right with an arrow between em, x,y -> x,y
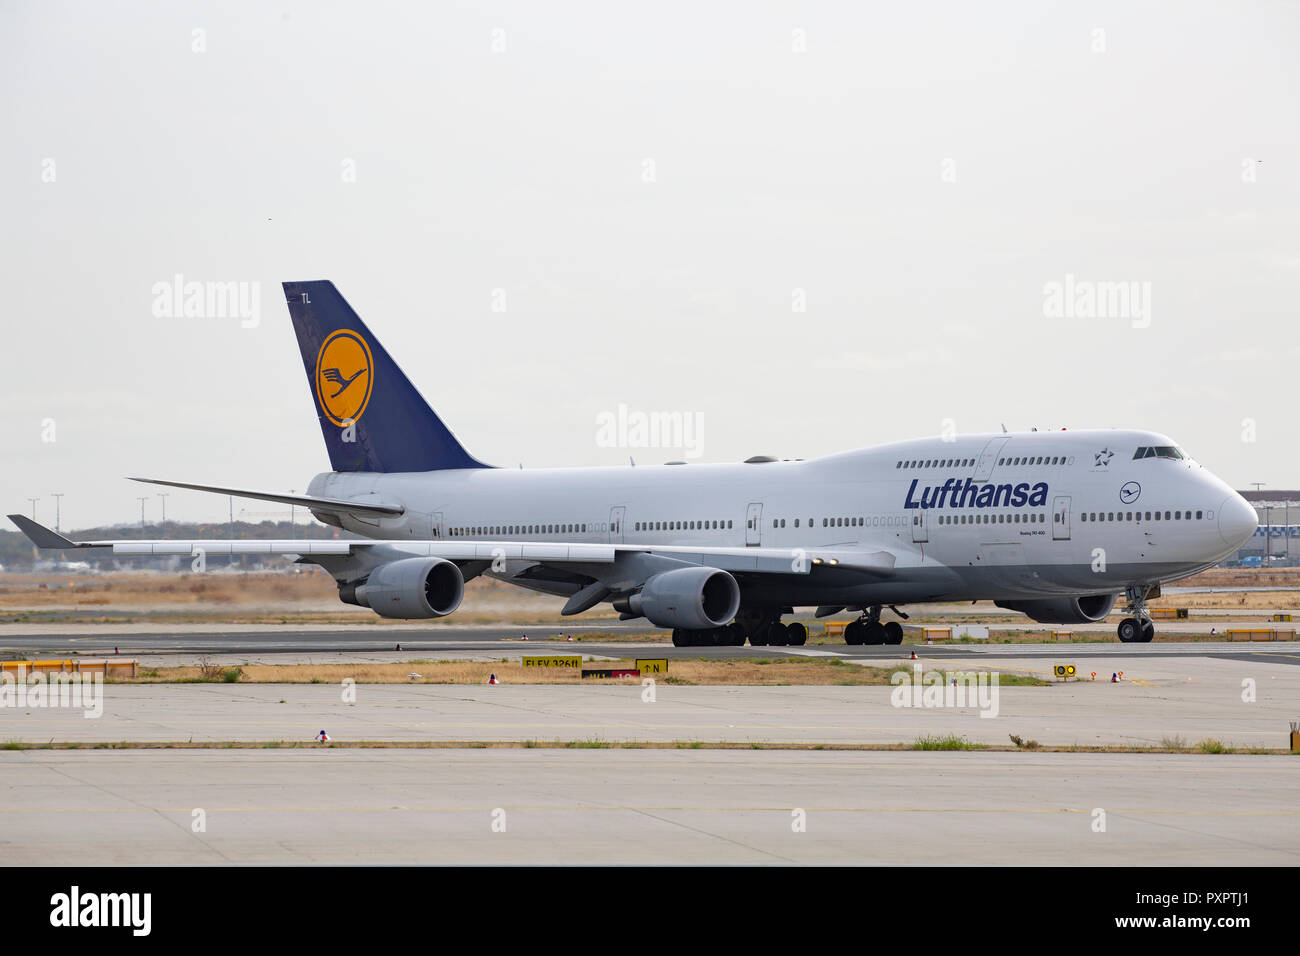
625,807 -> 798,863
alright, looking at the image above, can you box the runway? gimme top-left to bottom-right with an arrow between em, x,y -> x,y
2,749 -> 1295,865
2,654 -> 1296,748
2,623 -> 1299,668
3,623 -> 1297,867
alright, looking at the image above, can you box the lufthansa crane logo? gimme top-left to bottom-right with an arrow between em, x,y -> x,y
315,329 -> 374,427
1119,481 -> 1141,504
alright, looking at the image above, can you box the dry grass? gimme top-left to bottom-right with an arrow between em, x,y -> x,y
122,657 -> 995,686
1160,592 -> 1297,610
0,739 -> 1285,754
0,571 -> 335,608
1179,568 -> 1300,589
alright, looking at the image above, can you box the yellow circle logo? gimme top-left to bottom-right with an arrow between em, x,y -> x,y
315,330 -> 374,427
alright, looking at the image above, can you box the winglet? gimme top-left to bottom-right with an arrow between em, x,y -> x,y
7,514 -> 83,549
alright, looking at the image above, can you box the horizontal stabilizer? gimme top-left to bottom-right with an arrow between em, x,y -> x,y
7,515 -> 82,549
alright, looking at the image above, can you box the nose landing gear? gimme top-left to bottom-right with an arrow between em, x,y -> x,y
1117,585 -> 1156,643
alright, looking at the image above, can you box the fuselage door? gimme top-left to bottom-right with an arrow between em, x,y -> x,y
973,438 -> 1009,481
912,508 -> 929,543
431,511 -> 444,539
609,506 -> 626,543
745,502 -> 763,547
1052,496 -> 1071,540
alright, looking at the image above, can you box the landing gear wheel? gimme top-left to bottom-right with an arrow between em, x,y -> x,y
863,621 -> 887,645
672,628 -> 687,648
1119,584 -> 1156,644
725,622 -> 747,646
883,621 -> 904,645
786,622 -> 807,646
844,621 -> 863,646
765,621 -> 789,647
749,626 -> 769,647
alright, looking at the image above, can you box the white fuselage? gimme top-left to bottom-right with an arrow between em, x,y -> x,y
305,429 -> 1257,607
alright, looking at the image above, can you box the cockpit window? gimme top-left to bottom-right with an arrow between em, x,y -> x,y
1133,446 -> 1186,461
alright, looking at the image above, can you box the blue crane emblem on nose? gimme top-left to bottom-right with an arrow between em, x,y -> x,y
1119,481 -> 1141,504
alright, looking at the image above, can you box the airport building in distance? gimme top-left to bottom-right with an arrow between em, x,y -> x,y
1236,489 -> 1300,566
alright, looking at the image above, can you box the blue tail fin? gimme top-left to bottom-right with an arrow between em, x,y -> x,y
283,280 -> 491,473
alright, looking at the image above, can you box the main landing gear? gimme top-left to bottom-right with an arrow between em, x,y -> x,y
671,611 -> 809,647
671,622 -> 746,647
1116,584 -> 1156,644
844,606 -> 904,646
749,618 -> 808,648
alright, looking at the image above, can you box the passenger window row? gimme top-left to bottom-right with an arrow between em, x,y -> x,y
450,523 -> 591,537
897,457 -> 975,469
996,456 -> 1067,466
1080,510 -> 1204,522
635,520 -> 733,531
894,455 -> 1071,469
937,513 -> 1045,525
767,515 -> 904,529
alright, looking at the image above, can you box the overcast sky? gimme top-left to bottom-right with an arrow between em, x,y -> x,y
2,1 -> 1297,528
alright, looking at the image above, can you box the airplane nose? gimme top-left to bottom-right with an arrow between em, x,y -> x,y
1218,494 -> 1258,548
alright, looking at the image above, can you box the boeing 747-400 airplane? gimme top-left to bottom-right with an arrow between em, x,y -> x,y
10,281 -> 1258,646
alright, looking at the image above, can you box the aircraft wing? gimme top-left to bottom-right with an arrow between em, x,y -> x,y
125,477 -> 404,518
7,515 -> 894,575
612,543 -> 895,576
7,516 -> 610,560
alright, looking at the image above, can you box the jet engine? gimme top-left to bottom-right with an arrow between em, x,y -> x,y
342,557 -> 465,619
995,593 -> 1117,624
623,566 -> 741,630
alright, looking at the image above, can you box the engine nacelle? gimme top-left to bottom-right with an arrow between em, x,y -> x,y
348,557 -> 465,619
995,593 -> 1117,624
626,567 -> 740,630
